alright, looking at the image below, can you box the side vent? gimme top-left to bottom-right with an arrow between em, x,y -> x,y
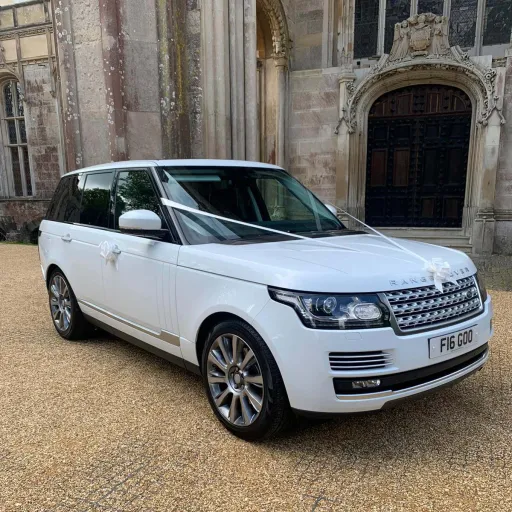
329,351 -> 392,371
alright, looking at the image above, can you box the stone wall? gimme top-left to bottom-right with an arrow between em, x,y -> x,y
289,68 -> 338,204
70,0 -> 110,166
0,199 -> 49,241
121,0 -> 162,159
24,64 -> 62,200
494,52 -> 512,254
293,0 -> 323,71
0,62 -> 62,240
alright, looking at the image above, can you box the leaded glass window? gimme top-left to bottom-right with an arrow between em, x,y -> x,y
354,0 -> 380,59
3,80 -> 31,196
449,0 -> 477,48
418,0 -> 444,16
483,0 -> 512,46
385,0 -> 411,54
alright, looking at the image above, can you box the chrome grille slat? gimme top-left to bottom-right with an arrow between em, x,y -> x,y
329,351 -> 393,371
384,276 -> 482,332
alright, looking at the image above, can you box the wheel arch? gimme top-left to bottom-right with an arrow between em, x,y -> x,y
46,263 -> 64,289
195,311 -> 248,371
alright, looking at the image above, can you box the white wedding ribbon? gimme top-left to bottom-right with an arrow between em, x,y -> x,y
161,197 -> 456,291
424,257 -> 459,292
99,241 -> 120,267
336,207 -> 456,291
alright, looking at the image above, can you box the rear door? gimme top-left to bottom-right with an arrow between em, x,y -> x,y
39,173 -> 91,296
66,170 -> 116,307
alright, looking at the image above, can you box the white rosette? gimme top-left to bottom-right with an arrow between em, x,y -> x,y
99,241 -> 120,267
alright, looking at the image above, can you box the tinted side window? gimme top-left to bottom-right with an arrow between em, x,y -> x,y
114,170 -> 162,229
80,172 -> 114,228
46,175 -> 84,223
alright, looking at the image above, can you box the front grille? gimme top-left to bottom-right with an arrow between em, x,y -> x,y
384,276 -> 482,332
329,351 -> 393,371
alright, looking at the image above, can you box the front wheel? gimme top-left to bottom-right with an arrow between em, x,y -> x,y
202,320 -> 292,441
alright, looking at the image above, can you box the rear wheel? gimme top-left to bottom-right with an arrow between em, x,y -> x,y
202,320 -> 292,441
48,270 -> 90,340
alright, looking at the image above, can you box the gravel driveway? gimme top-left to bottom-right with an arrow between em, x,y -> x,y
1,244 -> 511,511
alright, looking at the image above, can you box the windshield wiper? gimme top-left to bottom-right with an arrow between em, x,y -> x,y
295,229 -> 366,238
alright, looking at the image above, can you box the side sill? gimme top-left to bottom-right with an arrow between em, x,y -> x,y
84,314 -> 201,375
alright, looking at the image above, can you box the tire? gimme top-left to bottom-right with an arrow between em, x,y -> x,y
47,269 -> 90,341
201,319 -> 293,441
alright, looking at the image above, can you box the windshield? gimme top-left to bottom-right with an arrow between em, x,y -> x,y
156,166 -> 346,245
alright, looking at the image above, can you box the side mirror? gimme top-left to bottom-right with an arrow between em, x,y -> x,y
119,210 -> 167,239
325,203 -> 338,216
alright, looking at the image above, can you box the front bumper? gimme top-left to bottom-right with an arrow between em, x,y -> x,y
253,296 -> 493,414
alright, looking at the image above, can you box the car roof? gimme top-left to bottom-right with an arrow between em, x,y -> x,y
63,159 -> 284,176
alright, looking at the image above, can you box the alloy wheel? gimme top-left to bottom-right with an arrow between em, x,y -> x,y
207,333 -> 265,427
49,275 -> 72,332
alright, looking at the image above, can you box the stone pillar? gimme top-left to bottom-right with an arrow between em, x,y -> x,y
473,112 -> 502,255
229,0 -> 246,160
274,57 -> 287,169
472,66 -> 506,255
337,0 -> 355,67
157,0 -> 192,159
52,0 -> 83,170
202,0 -> 231,159
99,0 -> 126,161
244,0 -> 258,161
257,60 -> 264,160
335,1 -> 356,217
335,72 -> 356,212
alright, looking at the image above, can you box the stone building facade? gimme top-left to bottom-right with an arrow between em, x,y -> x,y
1,0 -> 512,256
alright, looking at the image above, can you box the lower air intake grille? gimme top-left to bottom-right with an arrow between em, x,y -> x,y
329,351 -> 392,371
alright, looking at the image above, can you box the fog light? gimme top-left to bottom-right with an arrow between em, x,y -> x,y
352,379 -> 381,390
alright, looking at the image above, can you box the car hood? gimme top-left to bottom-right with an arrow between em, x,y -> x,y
177,234 -> 477,293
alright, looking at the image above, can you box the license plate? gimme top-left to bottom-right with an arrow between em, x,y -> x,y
429,326 -> 477,359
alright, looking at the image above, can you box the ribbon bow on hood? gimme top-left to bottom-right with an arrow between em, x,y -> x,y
424,258 -> 458,292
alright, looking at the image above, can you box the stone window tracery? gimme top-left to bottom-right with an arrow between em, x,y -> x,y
353,0 -> 512,60
2,80 -> 31,197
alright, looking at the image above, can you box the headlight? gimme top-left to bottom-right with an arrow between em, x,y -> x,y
475,273 -> 488,302
268,288 -> 391,330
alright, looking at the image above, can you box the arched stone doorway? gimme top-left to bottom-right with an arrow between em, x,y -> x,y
257,8 -> 276,164
201,0 -> 289,166
256,0 -> 289,166
365,85 -> 472,228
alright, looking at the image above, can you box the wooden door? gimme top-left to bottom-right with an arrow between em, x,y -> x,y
365,85 -> 472,227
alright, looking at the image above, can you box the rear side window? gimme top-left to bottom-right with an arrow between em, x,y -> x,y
80,172 -> 114,228
114,170 -> 163,229
46,175 -> 84,223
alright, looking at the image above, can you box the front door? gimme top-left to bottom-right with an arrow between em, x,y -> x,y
365,85 -> 472,228
101,168 -> 182,358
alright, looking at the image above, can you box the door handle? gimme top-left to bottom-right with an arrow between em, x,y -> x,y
112,246 -> 122,255
61,234 -> 72,243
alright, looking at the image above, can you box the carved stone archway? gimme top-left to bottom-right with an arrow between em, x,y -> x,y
202,0 -> 290,167
335,14 -> 506,255
257,0 -> 290,167
258,0 -> 290,60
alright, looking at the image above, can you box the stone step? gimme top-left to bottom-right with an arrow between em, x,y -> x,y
375,228 -> 472,253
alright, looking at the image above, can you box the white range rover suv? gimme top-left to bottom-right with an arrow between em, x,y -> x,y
39,160 -> 493,440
